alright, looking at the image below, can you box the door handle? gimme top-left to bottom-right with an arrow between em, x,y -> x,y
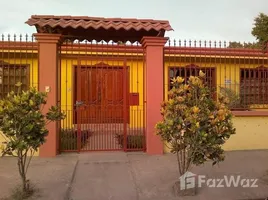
75,101 -> 84,107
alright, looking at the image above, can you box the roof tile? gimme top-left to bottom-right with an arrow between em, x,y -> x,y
25,15 -> 173,32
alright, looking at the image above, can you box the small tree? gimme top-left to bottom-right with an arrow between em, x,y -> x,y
0,84 -> 65,194
252,13 -> 268,49
156,71 -> 236,178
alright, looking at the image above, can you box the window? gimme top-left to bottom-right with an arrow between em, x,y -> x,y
240,66 -> 268,105
169,64 -> 216,90
0,64 -> 28,99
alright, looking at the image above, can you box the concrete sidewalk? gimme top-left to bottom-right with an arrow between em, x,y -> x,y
1,151 -> 268,200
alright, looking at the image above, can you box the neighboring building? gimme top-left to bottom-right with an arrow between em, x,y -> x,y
1,15 -> 268,157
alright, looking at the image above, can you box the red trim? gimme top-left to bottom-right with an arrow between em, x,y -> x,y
1,41 -> 267,58
232,111 -> 268,116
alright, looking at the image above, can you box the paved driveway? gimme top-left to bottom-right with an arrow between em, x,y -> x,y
1,151 -> 268,200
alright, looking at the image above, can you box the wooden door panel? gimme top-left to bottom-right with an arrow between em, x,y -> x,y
102,69 -> 124,122
80,68 -> 101,123
76,66 -> 125,124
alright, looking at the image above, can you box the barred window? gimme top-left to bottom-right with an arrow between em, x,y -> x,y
0,64 -> 29,99
168,64 -> 216,90
240,67 -> 268,105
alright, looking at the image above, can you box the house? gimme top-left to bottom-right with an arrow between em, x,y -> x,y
0,15 -> 268,157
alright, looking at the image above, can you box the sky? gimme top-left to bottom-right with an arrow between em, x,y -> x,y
0,0 -> 268,42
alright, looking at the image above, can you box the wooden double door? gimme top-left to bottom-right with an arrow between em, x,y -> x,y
74,65 -> 128,124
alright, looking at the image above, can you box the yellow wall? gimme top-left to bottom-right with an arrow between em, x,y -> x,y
163,58 -> 268,152
164,116 -> 268,152
1,51 -> 268,155
164,59 -> 268,109
60,58 -> 144,129
164,61 -> 261,100
0,57 -> 39,156
223,116 -> 268,150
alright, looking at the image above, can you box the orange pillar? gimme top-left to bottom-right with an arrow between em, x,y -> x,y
34,33 -> 61,157
141,36 -> 168,155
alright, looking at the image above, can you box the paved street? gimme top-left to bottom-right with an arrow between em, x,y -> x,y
1,151 -> 268,200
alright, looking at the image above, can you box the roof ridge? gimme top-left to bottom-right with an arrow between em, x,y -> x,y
29,15 -> 171,23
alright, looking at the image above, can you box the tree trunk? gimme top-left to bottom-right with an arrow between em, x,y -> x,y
17,152 -> 28,192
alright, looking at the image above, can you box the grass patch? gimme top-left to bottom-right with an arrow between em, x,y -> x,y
1,183 -> 40,200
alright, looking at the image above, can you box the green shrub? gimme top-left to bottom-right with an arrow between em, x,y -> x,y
156,71 -> 236,177
0,85 -> 65,194
115,133 -> 144,150
60,129 -> 77,151
60,129 -> 92,151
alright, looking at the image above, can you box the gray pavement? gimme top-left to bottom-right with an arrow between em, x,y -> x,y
0,150 -> 268,200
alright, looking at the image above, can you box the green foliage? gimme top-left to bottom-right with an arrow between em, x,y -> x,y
60,129 -> 92,151
228,13 -> 268,50
0,87 -> 65,156
1,183 -> 39,200
228,41 -> 261,49
60,129 -> 77,151
219,87 -> 241,109
115,133 -> 144,149
156,72 -> 236,176
0,86 -> 65,193
252,13 -> 268,47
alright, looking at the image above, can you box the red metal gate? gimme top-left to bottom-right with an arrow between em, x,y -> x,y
75,60 -> 128,151
59,41 -> 145,152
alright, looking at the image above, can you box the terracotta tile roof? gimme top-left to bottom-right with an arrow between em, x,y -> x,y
25,15 -> 173,42
26,15 -> 173,32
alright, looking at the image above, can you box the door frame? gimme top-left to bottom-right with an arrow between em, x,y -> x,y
72,58 -> 130,124
72,58 -> 130,151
